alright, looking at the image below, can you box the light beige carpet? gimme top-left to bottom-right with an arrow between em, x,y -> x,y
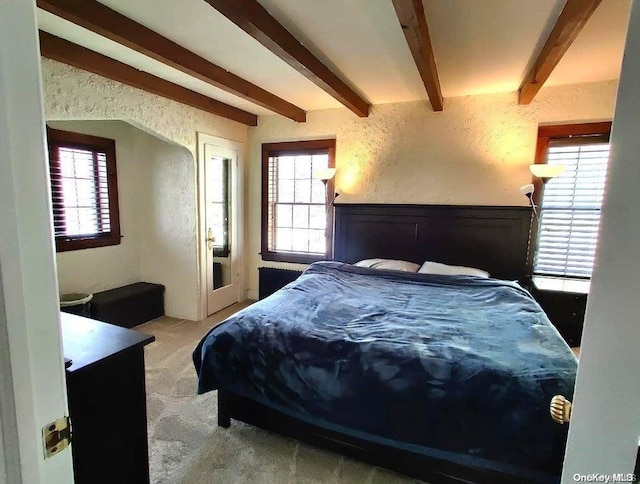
137,302 -> 419,484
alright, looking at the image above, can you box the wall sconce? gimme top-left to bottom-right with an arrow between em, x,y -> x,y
314,167 -> 339,207
520,183 -> 539,221
529,164 -> 565,183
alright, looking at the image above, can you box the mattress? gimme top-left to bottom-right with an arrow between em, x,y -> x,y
194,261 -> 577,482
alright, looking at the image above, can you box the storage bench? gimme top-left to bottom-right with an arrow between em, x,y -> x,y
90,282 -> 165,328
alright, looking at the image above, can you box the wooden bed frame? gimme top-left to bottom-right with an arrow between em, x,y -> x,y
333,204 -> 533,280
219,204 -> 540,483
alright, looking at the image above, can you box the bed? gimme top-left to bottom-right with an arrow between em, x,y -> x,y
193,204 -> 578,483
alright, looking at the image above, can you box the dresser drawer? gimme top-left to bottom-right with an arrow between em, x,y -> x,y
531,289 -> 587,346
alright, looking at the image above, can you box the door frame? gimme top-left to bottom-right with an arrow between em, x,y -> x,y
197,133 -> 244,320
0,0 -> 74,481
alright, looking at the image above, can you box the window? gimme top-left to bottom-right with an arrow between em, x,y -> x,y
532,123 -> 612,280
261,139 -> 336,263
47,128 -> 121,252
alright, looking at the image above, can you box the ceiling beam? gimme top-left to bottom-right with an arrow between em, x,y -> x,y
392,0 -> 443,112
39,31 -> 258,126
518,0 -> 603,105
203,0 -> 371,118
36,0 -> 305,122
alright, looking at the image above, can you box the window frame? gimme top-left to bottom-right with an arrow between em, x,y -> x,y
47,127 -> 121,252
261,139 -> 336,264
528,121 -> 612,279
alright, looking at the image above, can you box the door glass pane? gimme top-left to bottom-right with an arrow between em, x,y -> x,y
210,156 -> 231,289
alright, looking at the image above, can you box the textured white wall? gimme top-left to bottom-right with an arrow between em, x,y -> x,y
245,80 -> 618,295
136,131 -> 199,319
41,59 -> 249,320
41,58 -> 247,154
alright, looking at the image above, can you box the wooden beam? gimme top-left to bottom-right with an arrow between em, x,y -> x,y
391,0 -> 443,112
518,0 -> 603,105
39,31 -> 258,126
36,0 -> 305,122
203,0 -> 371,118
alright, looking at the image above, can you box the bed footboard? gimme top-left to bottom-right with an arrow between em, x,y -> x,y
214,390 -> 547,483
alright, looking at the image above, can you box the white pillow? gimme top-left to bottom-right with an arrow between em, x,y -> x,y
418,261 -> 489,278
354,258 -> 420,273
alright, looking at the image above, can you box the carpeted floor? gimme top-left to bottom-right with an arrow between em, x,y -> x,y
137,302 -> 419,484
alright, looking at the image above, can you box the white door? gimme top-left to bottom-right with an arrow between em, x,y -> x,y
203,142 -> 240,315
0,0 -> 74,482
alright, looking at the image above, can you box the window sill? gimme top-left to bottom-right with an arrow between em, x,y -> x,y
56,235 -> 121,252
261,251 -> 329,265
532,276 -> 590,295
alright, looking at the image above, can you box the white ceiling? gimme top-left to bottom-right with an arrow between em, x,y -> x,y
37,0 -> 631,117
545,0 -> 630,87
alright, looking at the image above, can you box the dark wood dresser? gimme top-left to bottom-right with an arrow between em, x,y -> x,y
61,313 -> 155,483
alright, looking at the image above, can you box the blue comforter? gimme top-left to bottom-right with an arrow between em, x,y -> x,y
194,262 -> 577,482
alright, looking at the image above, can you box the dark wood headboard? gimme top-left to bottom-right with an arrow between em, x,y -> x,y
333,204 -> 532,281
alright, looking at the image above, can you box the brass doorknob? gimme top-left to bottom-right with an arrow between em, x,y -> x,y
207,228 -> 216,250
550,395 -> 572,424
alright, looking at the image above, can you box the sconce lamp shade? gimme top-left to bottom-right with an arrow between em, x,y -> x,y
314,167 -> 336,182
519,183 -> 539,221
529,164 -> 565,180
520,183 -> 535,197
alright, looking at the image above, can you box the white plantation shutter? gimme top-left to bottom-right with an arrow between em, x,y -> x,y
534,136 -> 610,278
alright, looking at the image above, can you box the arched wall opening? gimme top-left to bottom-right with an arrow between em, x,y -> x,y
41,58 -> 250,320
48,119 -> 199,320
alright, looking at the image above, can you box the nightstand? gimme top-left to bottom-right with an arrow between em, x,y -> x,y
529,276 -> 589,347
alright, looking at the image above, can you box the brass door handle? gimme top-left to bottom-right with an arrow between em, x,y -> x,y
207,228 -> 216,250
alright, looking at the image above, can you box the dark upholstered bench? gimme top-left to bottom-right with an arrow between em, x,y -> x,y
90,282 -> 165,328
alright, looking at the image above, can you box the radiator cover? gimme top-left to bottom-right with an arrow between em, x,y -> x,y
258,267 -> 303,300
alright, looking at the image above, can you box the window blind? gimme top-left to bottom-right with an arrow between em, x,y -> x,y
49,146 -> 112,239
533,138 -> 610,278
